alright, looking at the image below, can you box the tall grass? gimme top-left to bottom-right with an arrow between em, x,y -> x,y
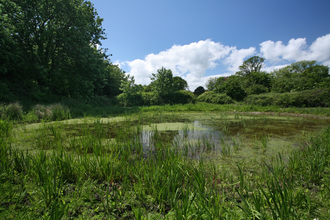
1,112 -> 330,219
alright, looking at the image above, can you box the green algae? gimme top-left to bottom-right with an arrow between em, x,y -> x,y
12,112 -> 330,162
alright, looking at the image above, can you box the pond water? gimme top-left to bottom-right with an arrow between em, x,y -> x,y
136,114 -> 330,160
15,113 -> 330,162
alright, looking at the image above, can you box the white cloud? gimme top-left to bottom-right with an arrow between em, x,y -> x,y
224,47 -> 256,72
113,60 -> 121,68
125,39 -> 254,90
123,33 -> 330,91
260,33 -> 330,64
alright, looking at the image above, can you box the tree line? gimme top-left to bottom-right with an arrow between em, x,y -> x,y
198,56 -> 330,104
1,0 -> 329,108
0,0 -> 125,103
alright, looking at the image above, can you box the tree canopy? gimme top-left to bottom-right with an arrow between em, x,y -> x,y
0,0 -> 125,102
237,56 -> 265,77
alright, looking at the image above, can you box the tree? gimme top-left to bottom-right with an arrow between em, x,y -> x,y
173,76 -> 188,91
205,77 -> 218,91
194,86 -> 205,96
216,76 -> 246,101
271,60 -> 329,92
151,67 -> 175,98
118,75 -> 140,107
0,0 -> 112,100
238,56 -> 265,77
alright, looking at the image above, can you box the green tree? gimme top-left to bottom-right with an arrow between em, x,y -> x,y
237,56 -> 266,77
271,60 -> 329,92
194,86 -> 205,96
216,76 -> 246,101
173,76 -> 188,91
118,75 -> 140,107
151,67 -> 175,102
205,77 -> 218,91
0,0 -> 111,101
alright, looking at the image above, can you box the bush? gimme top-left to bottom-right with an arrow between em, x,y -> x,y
0,102 -> 23,120
246,84 -> 269,95
140,92 -> 161,106
197,92 -> 234,104
216,76 -> 247,101
32,104 -> 53,120
169,90 -> 196,104
244,88 -> 330,107
31,103 -> 70,121
49,103 -> 70,121
194,86 -> 205,96
116,93 -> 143,107
0,119 -> 13,138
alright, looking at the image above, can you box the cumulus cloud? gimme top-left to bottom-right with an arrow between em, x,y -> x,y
125,39 -> 252,90
124,33 -> 330,91
260,33 -> 330,64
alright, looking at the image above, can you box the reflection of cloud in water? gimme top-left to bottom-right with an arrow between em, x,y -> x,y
139,120 -> 225,159
136,116 -> 330,160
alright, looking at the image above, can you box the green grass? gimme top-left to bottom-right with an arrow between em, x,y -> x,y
1,110 -> 330,219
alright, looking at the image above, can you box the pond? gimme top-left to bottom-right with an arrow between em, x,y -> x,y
135,113 -> 330,161
15,113 -> 330,163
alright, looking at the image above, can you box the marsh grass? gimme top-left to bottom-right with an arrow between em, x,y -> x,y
1,112 -> 330,219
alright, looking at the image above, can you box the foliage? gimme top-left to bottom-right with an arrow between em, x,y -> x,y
151,67 -> 175,98
139,92 -> 161,106
0,0 -> 125,102
118,75 -> 140,107
245,71 -> 272,89
216,76 -> 247,101
271,60 -> 329,93
246,84 -> 269,95
237,56 -> 265,77
194,86 -> 206,96
2,111 -> 330,218
116,93 -> 143,107
244,88 -> 330,107
197,91 -> 234,104
169,90 -> 196,104
0,102 -> 23,120
49,103 -> 71,121
205,77 -> 218,91
173,76 -> 188,91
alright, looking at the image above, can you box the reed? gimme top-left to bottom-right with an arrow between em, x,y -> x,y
1,112 -> 330,219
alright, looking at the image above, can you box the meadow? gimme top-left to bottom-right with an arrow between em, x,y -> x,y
1,102 -> 330,219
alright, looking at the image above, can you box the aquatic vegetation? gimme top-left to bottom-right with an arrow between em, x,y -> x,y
1,112 -> 330,219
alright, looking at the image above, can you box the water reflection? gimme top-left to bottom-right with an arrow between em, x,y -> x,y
136,116 -> 330,160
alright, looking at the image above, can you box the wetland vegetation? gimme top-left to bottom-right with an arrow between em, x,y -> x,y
1,107 -> 330,219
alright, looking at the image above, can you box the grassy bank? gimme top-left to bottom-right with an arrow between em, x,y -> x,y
2,101 -> 330,126
1,111 -> 330,219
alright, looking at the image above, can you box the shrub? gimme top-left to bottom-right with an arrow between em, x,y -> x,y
194,86 -> 206,96
197,92 -> 234,104
216,76 -> 247,101
49,103 -> 70,121
244,88 -> 330,107
169,90 -> 196,104
140,92 -> 161,106
0,119 -> 13,138
246,84 -> 269,95
32,104 -> 53,120
116,93 -> 143,107
2,102 -> 23,120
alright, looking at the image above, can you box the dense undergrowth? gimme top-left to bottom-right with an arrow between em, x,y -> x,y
1,100 -> 330,126
1,111 -> 330,219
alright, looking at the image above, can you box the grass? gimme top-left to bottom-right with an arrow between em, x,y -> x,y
1,104 -> 330,219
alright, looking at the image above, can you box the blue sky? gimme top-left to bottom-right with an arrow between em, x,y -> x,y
90,0 -> 330,90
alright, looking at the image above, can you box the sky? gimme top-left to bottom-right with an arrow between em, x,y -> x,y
90,0 -> 330,91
